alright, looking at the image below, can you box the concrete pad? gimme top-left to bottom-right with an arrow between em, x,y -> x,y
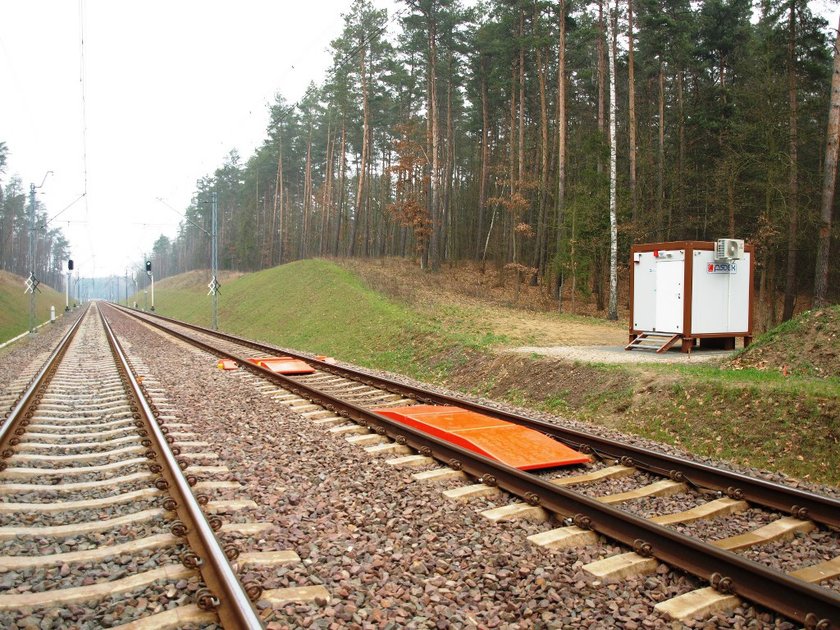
551,465 -> 635,487
312,417 -> 345,426
597,480 -> 687,504
583,552 -> 658,579
651,498 -> 749,526
260,585 -> 330,606
111,604 -> 216,630
411,468 -> 467,483
386,455 -> 434,467
654,587 -> 740,621
790,556 -> 840,583
328,424 -> 369,436
713,517 -> 815,551
527,526 -> 598,549
236,550 -> 301,568
443,483 -> 501,501
363,442 -> 413,456
481,502 -> 549,523
346,434 -> 389,446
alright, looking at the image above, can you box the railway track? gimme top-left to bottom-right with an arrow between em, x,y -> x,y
109,304 -> 840,628
0,304 -> 263,628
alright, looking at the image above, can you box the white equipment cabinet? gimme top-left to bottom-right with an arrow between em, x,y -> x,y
628,241 -> 754,353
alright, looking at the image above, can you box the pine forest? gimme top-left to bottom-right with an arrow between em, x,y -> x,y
4,0 -> 839,324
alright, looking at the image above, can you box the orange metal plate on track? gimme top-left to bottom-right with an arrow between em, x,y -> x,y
247,357 -> 316,375
217,359 -> 239,370
372,405 -> 590,470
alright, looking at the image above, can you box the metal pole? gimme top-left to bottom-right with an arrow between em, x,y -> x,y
65,271 -> 70,311
28,184 -> 36,333
212,191 -> 218,330
150,273 -> 155,311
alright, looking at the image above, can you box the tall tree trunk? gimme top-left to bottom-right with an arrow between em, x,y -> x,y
607,1 -> 618,321
814,16 -> 840,307
270,128 -> 283,267
427,7 -> 441,270
320,120 -> 334,256
301,133 -> 312,259
677,70 -> 685,237
782,0 -> 799,321
597,0 -> 606,175
554,0 -> 567,306
334,122 -> 347,256
628,0 -> 638,226
657,60 -> 666,239
477,65 -> 489,261
533,41 -> 549,283
351,45 -> 370,258
518,7 -> 526,190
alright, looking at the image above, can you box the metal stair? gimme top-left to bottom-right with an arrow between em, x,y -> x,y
625,331 -> 682,353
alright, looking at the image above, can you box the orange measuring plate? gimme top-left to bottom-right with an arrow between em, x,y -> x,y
247,357 -> 316,375
217,359 -> 239,370
372,405 -> 590,470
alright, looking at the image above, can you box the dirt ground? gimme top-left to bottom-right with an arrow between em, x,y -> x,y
338,257 -> 628,347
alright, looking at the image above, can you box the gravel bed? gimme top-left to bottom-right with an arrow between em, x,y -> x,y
15,440 -> 142,457
12,452 -> 143,471
572,471 -> 661,499
0,576 -> 206,628
19,462 -> 148,485
0,498 -> 161,528
0,543 -> 188,593
0,314 -> 78,401
613,490 -> 708,519
741,528 -> 840,586
670,507 -> 784,542
4,478 -> 155,504
107,310 -> 812,629
0,515 -> 172,556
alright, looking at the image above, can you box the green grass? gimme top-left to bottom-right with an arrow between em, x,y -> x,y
144,260 -> 502,380
0,272 -> 68,342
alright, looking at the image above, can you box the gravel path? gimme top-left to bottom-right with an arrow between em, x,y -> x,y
104,309 -> 839,628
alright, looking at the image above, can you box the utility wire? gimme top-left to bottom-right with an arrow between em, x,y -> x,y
40,193 -> 87,228
78,0 -> 89,200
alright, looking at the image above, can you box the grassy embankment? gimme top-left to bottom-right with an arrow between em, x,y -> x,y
0,270 -> 68,342
145,260 -> 839,486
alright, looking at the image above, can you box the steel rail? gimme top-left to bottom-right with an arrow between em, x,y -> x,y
114,305 -> 840,531
99,307 -> 263,629
110,305 -> 839,629
0,307 -> 87,454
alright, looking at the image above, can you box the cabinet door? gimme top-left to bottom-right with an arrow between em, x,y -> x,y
654,259 -> 683,333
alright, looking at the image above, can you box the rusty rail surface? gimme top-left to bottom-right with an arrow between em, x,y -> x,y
112,304 -> 840,629
99,307 -> 264,629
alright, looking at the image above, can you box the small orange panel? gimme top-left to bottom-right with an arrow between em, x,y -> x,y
217,359 -> 239,370
372,405 -> 590,470
246,357 -> 316,375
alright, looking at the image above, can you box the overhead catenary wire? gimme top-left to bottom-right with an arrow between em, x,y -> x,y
78,0 -> 89,201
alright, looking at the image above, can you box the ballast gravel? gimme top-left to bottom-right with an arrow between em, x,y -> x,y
103,310 -> 837,629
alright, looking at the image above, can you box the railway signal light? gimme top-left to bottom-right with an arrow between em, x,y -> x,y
68,259 -> 74,271
145,260 -> 152,273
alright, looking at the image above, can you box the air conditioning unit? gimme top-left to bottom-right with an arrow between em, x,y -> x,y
715,238 -> 744,261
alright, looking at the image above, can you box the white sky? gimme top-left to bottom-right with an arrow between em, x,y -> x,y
0,0 -> 401,278
2,1 -> 838,280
